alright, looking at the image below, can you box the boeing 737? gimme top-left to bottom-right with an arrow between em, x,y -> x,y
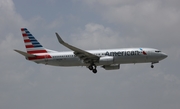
14,28 -> 167,73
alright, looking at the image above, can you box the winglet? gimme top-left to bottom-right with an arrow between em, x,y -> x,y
14,49 -> 36,57
55,33 -> 65,44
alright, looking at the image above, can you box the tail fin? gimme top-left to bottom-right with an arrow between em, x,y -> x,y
21,28 -> 48,54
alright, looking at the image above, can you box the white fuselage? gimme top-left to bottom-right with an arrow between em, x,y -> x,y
32,48 -> 167,67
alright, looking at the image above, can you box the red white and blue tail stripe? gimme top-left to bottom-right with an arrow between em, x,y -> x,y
21,28 -> 48,54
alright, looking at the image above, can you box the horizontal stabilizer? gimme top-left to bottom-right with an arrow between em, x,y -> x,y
14,49 -> 36,57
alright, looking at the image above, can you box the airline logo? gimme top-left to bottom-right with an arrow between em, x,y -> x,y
105,48 -> 147,56
140,48 -> 147,55
105,50 -> 140,56
21,28 -> 48,54
21,28 -> 51,60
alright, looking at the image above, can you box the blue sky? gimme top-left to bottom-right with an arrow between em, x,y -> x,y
0,0 -> 180,109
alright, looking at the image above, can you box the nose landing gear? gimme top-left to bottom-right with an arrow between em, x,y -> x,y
151,62 -> 159,68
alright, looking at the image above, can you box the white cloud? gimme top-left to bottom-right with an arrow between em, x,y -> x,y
70,23 -> 147,49
47,17 -> 63,29
80,0 -> 180,30
0,0 -> 27,32
71,23 -> 126,49
70,23 -> 120,49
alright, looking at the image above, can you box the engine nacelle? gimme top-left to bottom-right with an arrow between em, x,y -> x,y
99,56 -> 114,65
102,64 -> 120,70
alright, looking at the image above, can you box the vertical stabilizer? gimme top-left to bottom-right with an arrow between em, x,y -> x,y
21,28 -> 48,54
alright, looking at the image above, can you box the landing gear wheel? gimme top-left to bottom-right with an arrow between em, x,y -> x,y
151,64 -> 154,68
88,66 -> 93,70
92,69 -> 97,74
88,64 -> 97,73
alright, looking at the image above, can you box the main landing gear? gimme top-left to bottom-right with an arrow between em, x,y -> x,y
151,64 -> 154,68
88,64 -> 97,74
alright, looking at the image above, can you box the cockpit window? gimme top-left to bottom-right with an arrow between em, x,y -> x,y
155,50 -> 161,53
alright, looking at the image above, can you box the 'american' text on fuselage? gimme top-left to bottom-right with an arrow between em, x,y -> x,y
105,51 -> 140,56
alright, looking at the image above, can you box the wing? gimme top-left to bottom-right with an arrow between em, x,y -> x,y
55,33 -> 99,63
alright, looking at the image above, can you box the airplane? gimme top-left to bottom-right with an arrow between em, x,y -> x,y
14,28 -> 168,73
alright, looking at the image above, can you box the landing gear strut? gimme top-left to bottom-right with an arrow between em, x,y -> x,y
88,64 -> 97,74
151,62 -> 159,68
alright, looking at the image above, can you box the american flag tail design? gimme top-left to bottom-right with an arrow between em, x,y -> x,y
21,28 -> 48,54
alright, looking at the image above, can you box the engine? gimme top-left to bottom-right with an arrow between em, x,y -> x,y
99,56 -> 114,65
102,64 -> 120,70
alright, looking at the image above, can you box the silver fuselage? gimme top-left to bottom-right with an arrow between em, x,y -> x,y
32,48 -> 167,67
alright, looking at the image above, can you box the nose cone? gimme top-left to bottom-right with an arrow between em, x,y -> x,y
161,52 -> 168,59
